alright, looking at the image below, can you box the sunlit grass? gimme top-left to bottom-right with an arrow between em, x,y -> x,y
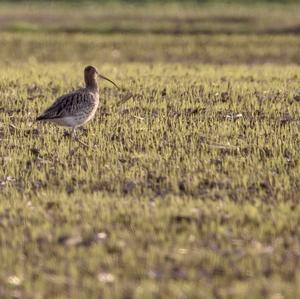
0,33 -> 299,64
0,62 -> 300,298
0,1 -> 300,296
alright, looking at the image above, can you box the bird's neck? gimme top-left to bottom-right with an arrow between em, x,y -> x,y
85,77 -> 98,91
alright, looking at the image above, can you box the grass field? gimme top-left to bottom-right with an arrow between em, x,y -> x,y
0,2 -> 300,299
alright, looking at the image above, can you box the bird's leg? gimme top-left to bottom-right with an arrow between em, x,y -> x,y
72,126 -> 90,148
71,127 -> 76,139
68,127 -> 76,155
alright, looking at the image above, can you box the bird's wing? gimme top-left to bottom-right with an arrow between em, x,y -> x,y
37,89 -> 95,120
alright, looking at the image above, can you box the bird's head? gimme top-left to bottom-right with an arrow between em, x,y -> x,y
84,65 -> 119,89
84,65 -> 98,80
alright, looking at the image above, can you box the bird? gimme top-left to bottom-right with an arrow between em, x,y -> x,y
36,65 -> 120,137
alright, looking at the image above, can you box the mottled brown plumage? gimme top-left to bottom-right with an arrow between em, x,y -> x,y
36,65 -> 119,136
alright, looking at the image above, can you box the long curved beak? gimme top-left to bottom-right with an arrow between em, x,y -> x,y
97,73 -> 120,89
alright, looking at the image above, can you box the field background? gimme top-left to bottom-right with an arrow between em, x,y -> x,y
0,1 -> 300,299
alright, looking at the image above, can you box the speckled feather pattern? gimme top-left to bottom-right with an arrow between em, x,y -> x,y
36,66 -> 103,129
37,88 -> 99,127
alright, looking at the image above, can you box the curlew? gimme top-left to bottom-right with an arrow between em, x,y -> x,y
36,65 -> 120,137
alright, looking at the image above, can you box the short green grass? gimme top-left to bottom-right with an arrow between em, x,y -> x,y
0,2 -> 299,35
1,33 -> 300,64
1,2 -> 300,298
1,62 -> 300,299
